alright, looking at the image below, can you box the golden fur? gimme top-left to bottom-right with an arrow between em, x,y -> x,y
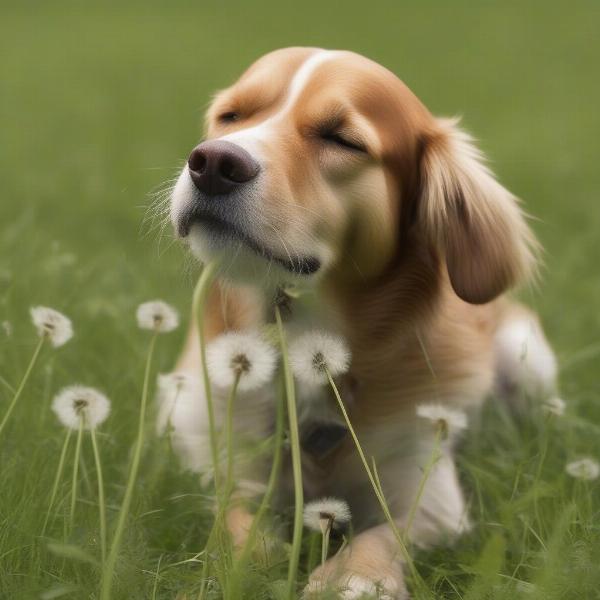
167,48 -> 555,598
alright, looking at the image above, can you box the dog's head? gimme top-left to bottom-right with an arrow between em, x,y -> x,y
171,47 -> 536,303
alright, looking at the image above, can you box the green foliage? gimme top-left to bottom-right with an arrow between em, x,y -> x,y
1,1 -> 600,598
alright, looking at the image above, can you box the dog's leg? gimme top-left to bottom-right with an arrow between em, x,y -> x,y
306,452 -> 467,598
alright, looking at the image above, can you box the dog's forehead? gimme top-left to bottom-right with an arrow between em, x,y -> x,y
238,47 -> 322,85
219,48 -> 430,132
228,48 -> 401,106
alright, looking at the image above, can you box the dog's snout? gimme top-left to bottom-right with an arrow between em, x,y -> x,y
188,140 -> 259,196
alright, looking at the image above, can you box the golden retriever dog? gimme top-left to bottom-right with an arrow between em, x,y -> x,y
164,47 -> 557,598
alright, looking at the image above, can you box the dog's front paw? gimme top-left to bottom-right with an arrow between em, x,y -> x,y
305,562 -> 407,599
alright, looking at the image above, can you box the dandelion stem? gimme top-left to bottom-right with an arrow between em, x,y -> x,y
228,376 -> 286,599
69,416 -> 85,531
404,428 -> 442,543
42,427 -> 73,536
224,373 -> 241,505
241,378 -> 285,562
91,426 -> 107,566
321,521 -> 331,566
274,306 -> 303,600
101,332 -> 158,600
325,369 -> 424,590
192,258 -> 223,493
0,337 -> 45,438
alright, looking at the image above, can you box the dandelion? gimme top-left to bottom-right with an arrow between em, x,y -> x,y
566,458 -> 600,481
304,497 -> 352,532
46,386 -> 110,564
206,331 -> 277,392
103,300 -> 175,598
0,306 -> 73,439
51,385 -> 110,430
136,300 -> 179,333
289,330 -> 351,386
416,403 -> 468,439
207,332 -> 277,506
304,497 -> 351,565
543,396 -> 566,417
30,306 -> 73,347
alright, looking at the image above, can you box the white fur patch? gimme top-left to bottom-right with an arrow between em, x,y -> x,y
219,50 -> 337,156
494,317 -> 557,399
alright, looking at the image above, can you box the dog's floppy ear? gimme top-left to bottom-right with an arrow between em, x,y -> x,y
418,118 -> 538,304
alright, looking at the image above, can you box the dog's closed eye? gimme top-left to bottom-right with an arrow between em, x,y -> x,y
218,111 -> 240,123
320,130 -> 367,153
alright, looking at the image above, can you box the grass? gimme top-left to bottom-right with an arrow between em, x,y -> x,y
1,0 -> 600,598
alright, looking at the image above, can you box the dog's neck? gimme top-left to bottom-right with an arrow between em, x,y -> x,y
322,238 -> 441,338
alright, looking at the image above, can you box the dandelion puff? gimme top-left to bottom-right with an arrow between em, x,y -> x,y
52,386 -> 111,430
136,300 -> 179,333
289,330 -> 351,386
565,458 -> 600,481
303,497 -> 351,533
543,396 -> 566,416
206,331 -> 277,392
30,306 -> 73,347
416,403 -> 468,439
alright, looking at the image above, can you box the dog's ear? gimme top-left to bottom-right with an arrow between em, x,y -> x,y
417,118 -> 538,304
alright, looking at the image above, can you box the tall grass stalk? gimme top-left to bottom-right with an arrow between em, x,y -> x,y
0,337 -> 44,438
42,426 -> 73,536
90,427 -> 107,566
324,368 -> 425,592
192,258 -> 223,493
274,306 -> 303,600
101,332 -> 158,600
69,416 -> 85,531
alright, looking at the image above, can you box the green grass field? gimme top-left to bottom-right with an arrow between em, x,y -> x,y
1,1 -> 600,598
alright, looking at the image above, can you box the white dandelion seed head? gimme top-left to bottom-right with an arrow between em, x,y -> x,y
416,403 -> 468,437
304,497 -> 352,532
543,396 -> 566,417
289,330 -> 351,387
136,300 -> 179,333
206,331 -> 277,392
51,385 -> 111,430
30,306 -> 73,347
565,458 -> 600,481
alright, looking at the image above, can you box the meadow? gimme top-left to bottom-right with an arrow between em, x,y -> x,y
1,1 -> 600,598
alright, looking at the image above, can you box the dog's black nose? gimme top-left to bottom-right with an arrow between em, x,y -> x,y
188,140 -> 259,196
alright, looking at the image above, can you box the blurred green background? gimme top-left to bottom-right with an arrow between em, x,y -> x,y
1,1 -> 600,598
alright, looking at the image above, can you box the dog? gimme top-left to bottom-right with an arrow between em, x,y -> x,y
164,47 -> 557,598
